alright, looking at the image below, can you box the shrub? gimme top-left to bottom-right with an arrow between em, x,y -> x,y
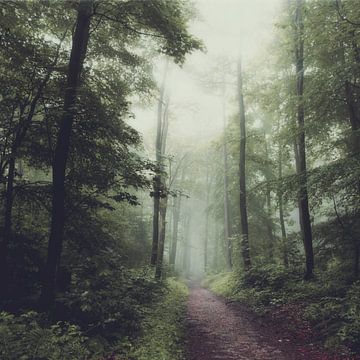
339,281 -> 360,352
0,311 -> 89,360
130,278 -> 188,360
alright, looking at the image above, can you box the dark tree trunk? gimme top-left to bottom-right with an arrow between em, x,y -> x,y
293,0 -> 314,279
0,157 -> 15,295
155,194 -> 168,279
151,175 -> 161,265
237,59 -> 251,271
0,45 -> 58,294
40,0 -> 93,310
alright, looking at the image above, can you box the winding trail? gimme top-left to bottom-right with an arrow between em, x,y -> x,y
185,285 -> 337,360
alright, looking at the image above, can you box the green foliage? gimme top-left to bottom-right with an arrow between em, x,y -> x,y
129,278 -> 188,360
0,311 -> 89,360
206,263 -> 360,353
339,282 -> 360,352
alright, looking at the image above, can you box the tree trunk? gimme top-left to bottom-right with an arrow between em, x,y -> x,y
237,59 -> 251,271
169,194 -> 181,266
151,175 -> 161,265
223,140 -> 232,271
293,0 -> 314,279
221,83 -> 232,271
155,193 -> 168,279
277,142 -> 289,267
150,61 -> 168,266
263,132 -> 275,260
182,214 -> 191,276
40,0 -> 93,310
204,162 -> 211,272
0,157 -> 15,296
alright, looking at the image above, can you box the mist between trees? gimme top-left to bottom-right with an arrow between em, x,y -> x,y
0,0 -> 360,358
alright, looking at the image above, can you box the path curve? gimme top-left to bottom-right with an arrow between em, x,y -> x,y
185,285 -> 315,360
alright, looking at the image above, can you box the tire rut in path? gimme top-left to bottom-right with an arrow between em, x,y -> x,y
185,285 -> 302,360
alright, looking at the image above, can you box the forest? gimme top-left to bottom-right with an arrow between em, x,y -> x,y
0,0 -> 360,359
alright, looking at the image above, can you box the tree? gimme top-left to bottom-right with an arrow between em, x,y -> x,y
38,0 -> 201,308
40,0 -> 94,310
292,0 -> 314,279
237,59 -> 251,270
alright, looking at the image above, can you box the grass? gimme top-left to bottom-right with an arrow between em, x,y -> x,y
129,278 -> 189,360
203,266 -> 360,355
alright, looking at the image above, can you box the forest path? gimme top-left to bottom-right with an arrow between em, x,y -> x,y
185,285 -> 309,360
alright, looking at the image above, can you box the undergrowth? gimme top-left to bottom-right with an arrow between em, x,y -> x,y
204,265 -> 360,355
0,277 -> 188,360
129,278 -> 188,360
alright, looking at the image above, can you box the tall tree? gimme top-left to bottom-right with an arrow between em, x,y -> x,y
237,59 -> 251,270
222,83 -> 233,271
292,0 -> 314,279
40,0 -> 94,310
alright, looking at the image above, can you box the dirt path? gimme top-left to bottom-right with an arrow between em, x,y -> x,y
185,285 -> 332,360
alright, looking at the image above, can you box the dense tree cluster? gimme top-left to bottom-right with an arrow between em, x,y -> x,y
0,0 -> 200,357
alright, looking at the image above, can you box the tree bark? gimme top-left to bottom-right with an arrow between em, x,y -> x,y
223,137 -> 232,270
277,142 -> 289,267
237,59 -> 251,271
0,156 -> 15,296
155,193 -> 168,279
293,0 -> 314,279
263,132 -> 275,261
204,162 -> 211,272
150,61 -> 168,266
221,82 -> 232,271
151,175 -> 161,265
40,0 -> 93,310
182,214 -> 191,276
169,192 -> 181,266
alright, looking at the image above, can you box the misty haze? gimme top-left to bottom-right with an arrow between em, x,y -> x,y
0,0 -> 359,359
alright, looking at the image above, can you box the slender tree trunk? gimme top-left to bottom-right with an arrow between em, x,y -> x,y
182,214 -> 191,276
263,132 -> 275,260
223,141 -> 232,270
204,163 -> 211,272
155,193 -> 168,279
293,0 -> 314,279
277,142 -> 289,267
221,84 -> 232,271
151,175 -> 161,265
169,194 -> 181,266
150,61 -> 168,266
40,0 -> 93,310
237,59 -> 251,271
0,157 -> 15,296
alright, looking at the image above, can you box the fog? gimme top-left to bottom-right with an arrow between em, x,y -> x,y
130,0 -> 284,278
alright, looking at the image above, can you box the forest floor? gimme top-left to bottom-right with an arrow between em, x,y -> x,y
185,284 -> 349,360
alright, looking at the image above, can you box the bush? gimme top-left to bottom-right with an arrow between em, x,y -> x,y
130,278 -> 188,360
339,281 -> 360,352
0,311 -> 89,360
62,262 -> 163,356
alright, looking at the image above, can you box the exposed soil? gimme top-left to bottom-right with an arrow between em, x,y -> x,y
185,285 -> 352,360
